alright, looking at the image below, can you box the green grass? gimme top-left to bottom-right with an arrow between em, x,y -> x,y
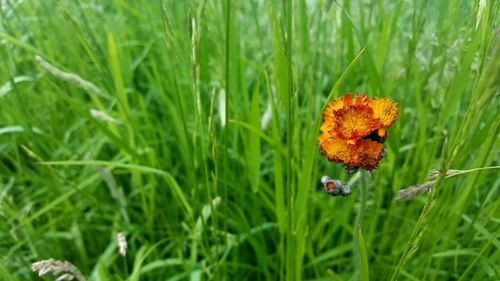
1,0 -> 499,280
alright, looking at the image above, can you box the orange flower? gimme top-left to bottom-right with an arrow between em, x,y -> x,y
318,93 -> 398,171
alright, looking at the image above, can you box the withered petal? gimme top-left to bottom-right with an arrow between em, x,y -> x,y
355,140 -> 384,170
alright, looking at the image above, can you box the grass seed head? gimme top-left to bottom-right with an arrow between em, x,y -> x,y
116,232 -> 127,257
31,259 -> 86,281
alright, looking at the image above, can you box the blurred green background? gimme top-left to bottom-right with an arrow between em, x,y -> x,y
0,0 -> 499,280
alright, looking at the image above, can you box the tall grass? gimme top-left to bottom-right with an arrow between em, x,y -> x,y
0,0 -> 499,280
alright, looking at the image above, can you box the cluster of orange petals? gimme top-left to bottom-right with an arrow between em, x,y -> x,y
318,93 -> 399,171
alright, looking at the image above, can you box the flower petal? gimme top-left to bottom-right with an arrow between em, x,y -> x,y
322,96 -> 345,122
317,132 -> 330,144
355,140 -> 384,170
343,93 -> 353,106
369,98 -> 399,128
319,138 -> 357,166
353,93 -> 369,105
332,105 -> 381,140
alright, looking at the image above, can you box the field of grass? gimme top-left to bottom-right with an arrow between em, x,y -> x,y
1,0 -> 499,280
